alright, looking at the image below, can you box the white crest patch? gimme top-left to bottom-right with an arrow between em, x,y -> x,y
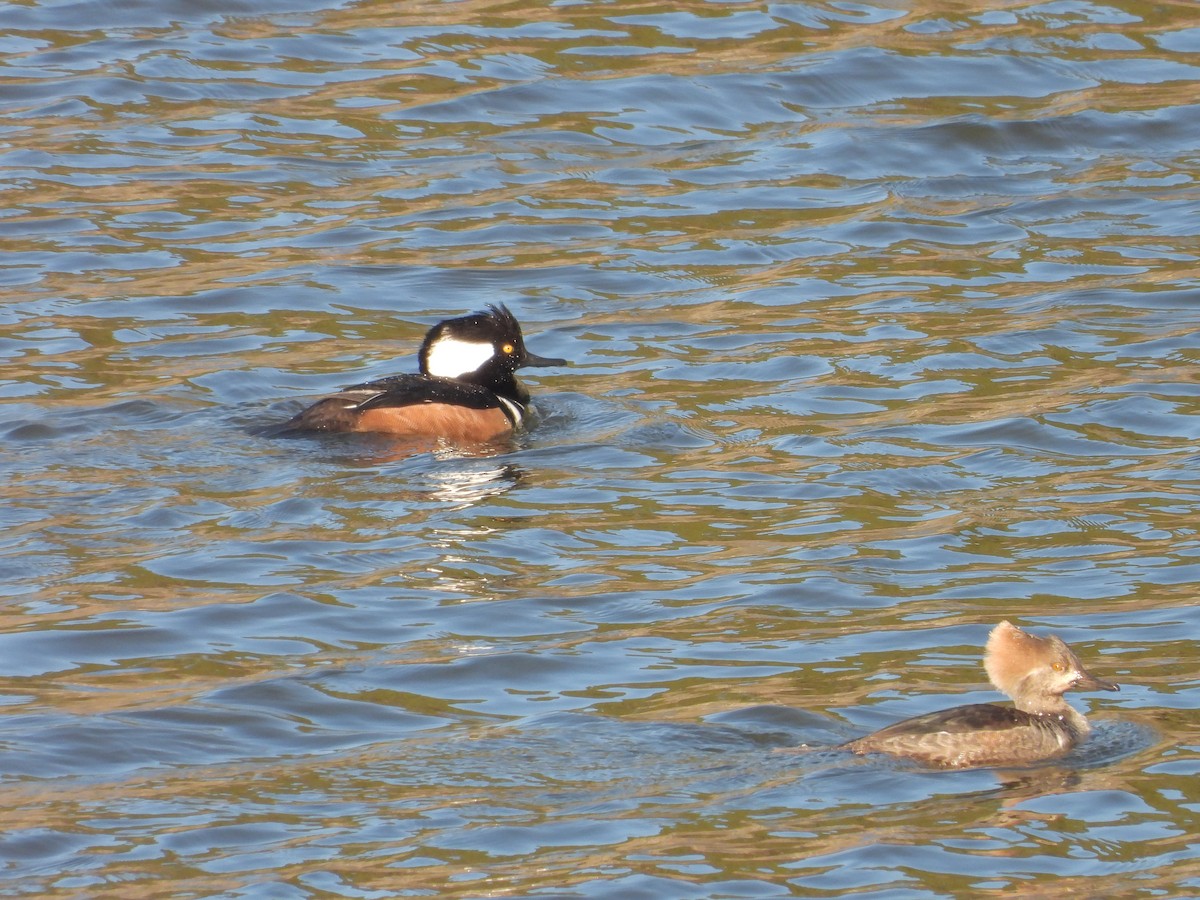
425,337 -> 495,379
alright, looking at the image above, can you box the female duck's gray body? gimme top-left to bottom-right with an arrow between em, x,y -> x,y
844,621 -> 1119,769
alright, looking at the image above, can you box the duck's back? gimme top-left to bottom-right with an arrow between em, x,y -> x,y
845,703 -> 1079,768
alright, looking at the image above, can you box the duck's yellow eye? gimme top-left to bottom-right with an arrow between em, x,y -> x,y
502,343 -> 516,354
1052,662 -> 1063,672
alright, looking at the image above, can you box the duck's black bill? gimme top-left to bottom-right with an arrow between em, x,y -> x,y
1077,672 -> 1120,692
523,350 -> 568,367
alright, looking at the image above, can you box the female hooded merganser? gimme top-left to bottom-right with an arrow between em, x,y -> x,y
281,304 -> 565,442
844,621 -> 1119,768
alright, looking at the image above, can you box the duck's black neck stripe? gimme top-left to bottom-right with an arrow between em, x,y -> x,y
496,395 -> 524,427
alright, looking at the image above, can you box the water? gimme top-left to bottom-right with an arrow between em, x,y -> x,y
2,0 -> 1198,896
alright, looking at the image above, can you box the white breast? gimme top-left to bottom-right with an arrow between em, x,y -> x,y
496,395 -> 524,426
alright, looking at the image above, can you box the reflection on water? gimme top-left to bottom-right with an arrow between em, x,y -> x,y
2,0 -> 1199,896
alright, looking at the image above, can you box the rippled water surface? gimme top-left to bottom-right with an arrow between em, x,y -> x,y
2,0 -> 1199,896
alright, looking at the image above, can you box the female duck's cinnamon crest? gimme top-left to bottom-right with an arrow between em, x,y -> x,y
844,621 -> 1119,769
280,304 -> 566,443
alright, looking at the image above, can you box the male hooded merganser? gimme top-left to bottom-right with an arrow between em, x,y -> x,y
281,304 -> 565,442
844,621 -> 1119,768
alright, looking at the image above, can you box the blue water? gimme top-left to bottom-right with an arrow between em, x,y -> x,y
1,1 -> 1198,896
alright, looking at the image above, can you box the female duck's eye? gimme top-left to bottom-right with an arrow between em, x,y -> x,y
1052,662 -> 1063,672
502,343 -> 516,354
